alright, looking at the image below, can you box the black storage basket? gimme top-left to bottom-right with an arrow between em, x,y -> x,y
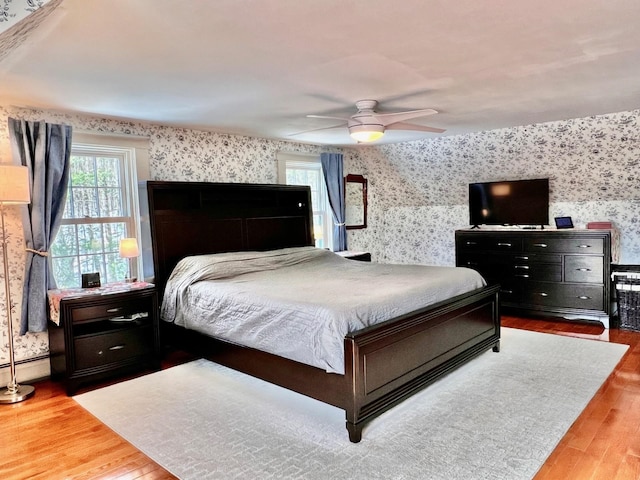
615,275 -> 640,331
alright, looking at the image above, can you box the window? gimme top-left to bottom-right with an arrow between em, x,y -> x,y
277,153 -> 333,250
51,134 -> 149,288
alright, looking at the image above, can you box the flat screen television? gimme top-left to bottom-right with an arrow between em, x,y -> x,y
469,178 -> 549,227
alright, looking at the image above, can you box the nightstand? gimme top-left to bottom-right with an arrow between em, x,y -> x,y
47,283 -> 160,395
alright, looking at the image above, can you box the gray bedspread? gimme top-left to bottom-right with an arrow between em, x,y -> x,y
161,247 -> 486,374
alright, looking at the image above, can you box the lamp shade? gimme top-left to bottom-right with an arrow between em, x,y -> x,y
0,165 -> 30,204
119,237 -> 139,258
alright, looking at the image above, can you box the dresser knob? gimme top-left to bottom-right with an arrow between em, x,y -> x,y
577,295 -> 591,300
577,245 -> 591,249
576,268 -> 591,272
533,243 -> 548,248
538,292 -> 549,297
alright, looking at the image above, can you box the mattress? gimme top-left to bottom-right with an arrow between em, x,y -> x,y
161,247 -> 486,374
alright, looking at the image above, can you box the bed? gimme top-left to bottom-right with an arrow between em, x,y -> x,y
140,180 -> 500,443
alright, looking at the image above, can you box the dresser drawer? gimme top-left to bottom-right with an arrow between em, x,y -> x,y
510,264 -> 562,282
523,282 -> 604,310
74,325 -> 154,370
457,235 -> 523,252
71,297 -> 153,323
564,256 -> 604,283
524,237 -> 604,254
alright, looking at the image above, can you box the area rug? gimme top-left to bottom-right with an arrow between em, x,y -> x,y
74,327 -> 628,480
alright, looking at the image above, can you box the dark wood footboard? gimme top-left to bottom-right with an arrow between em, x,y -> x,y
344,284 -> 500,442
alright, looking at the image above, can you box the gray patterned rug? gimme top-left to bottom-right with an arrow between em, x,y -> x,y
74,328 -> 627,480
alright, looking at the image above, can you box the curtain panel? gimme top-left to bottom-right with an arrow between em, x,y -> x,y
8,118 -> 72,334
320,153 -> 347,251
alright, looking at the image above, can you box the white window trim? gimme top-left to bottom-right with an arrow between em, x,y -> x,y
59,132 -> 151,285
276,151 -> 333,251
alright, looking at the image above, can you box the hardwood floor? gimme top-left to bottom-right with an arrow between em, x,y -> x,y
1,317 -> 638,479
504,316 -> 640,480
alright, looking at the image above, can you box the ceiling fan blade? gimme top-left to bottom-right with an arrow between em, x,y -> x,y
288,122 -> 347,136
373,108 -> 439,126
386,122 -> 446,134
307,114 -> 352,122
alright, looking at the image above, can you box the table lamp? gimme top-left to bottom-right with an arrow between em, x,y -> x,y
119,237 -> 139,282
0,165 -> 35,404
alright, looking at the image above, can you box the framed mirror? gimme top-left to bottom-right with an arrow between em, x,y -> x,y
345,174 -> 367,229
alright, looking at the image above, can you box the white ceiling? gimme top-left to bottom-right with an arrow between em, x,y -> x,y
1,0 -> 640,146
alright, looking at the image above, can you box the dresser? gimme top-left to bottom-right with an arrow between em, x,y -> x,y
48,284 -> 161,395
455,229 -> 612,327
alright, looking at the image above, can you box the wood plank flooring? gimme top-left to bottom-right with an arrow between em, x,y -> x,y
0,317 -> 638,479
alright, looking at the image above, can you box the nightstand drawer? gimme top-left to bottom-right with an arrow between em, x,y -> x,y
74,325 -> 154,370
71,298 -> 153,323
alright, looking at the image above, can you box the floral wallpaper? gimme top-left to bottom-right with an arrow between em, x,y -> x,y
1,103 -> 639,374
0,104 -> 331,369
345,109 -> 640,267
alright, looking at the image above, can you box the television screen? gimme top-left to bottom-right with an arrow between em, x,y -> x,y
469,178 -> 549,227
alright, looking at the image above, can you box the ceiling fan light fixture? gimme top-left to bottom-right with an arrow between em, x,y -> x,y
349,124 -> 385,142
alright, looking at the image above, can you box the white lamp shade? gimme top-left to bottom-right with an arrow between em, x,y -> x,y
0,165 -> 30,204
119,237 -> 139,258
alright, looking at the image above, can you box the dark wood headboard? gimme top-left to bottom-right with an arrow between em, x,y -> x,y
139,181 -> 314,294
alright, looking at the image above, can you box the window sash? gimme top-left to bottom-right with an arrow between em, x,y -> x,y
52,143 -> 141,288
277,153 -> 333,250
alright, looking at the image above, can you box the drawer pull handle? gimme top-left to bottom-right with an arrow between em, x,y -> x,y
533,243 -> 548,248
515,256 -> 529,260
109,344 -> 126,351
500,289 -> 514,294
465,241 -> 477,246
577,245 -> 591,249
576,268 -> 591,272
577,295 -> 592,300
497,242 -> 512,247
106,307 -> 121,313
466,261 -> 478,266
538,292 -> 549,297
514,265 -> 530,270
515,274 -> 530,278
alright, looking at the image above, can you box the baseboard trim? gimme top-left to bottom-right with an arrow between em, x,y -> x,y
0,356 -> 50,384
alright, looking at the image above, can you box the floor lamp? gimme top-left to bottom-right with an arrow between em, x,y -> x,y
0,165 -> 35,404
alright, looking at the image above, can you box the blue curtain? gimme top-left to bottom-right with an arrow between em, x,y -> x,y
320,153 -> 347,251
8,118 -> 72,334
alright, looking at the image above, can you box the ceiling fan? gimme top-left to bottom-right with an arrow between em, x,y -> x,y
299,99 -> 446,142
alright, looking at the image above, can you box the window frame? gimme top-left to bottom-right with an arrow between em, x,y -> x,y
51,134 -> 149,288
276,152 -> 333,251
